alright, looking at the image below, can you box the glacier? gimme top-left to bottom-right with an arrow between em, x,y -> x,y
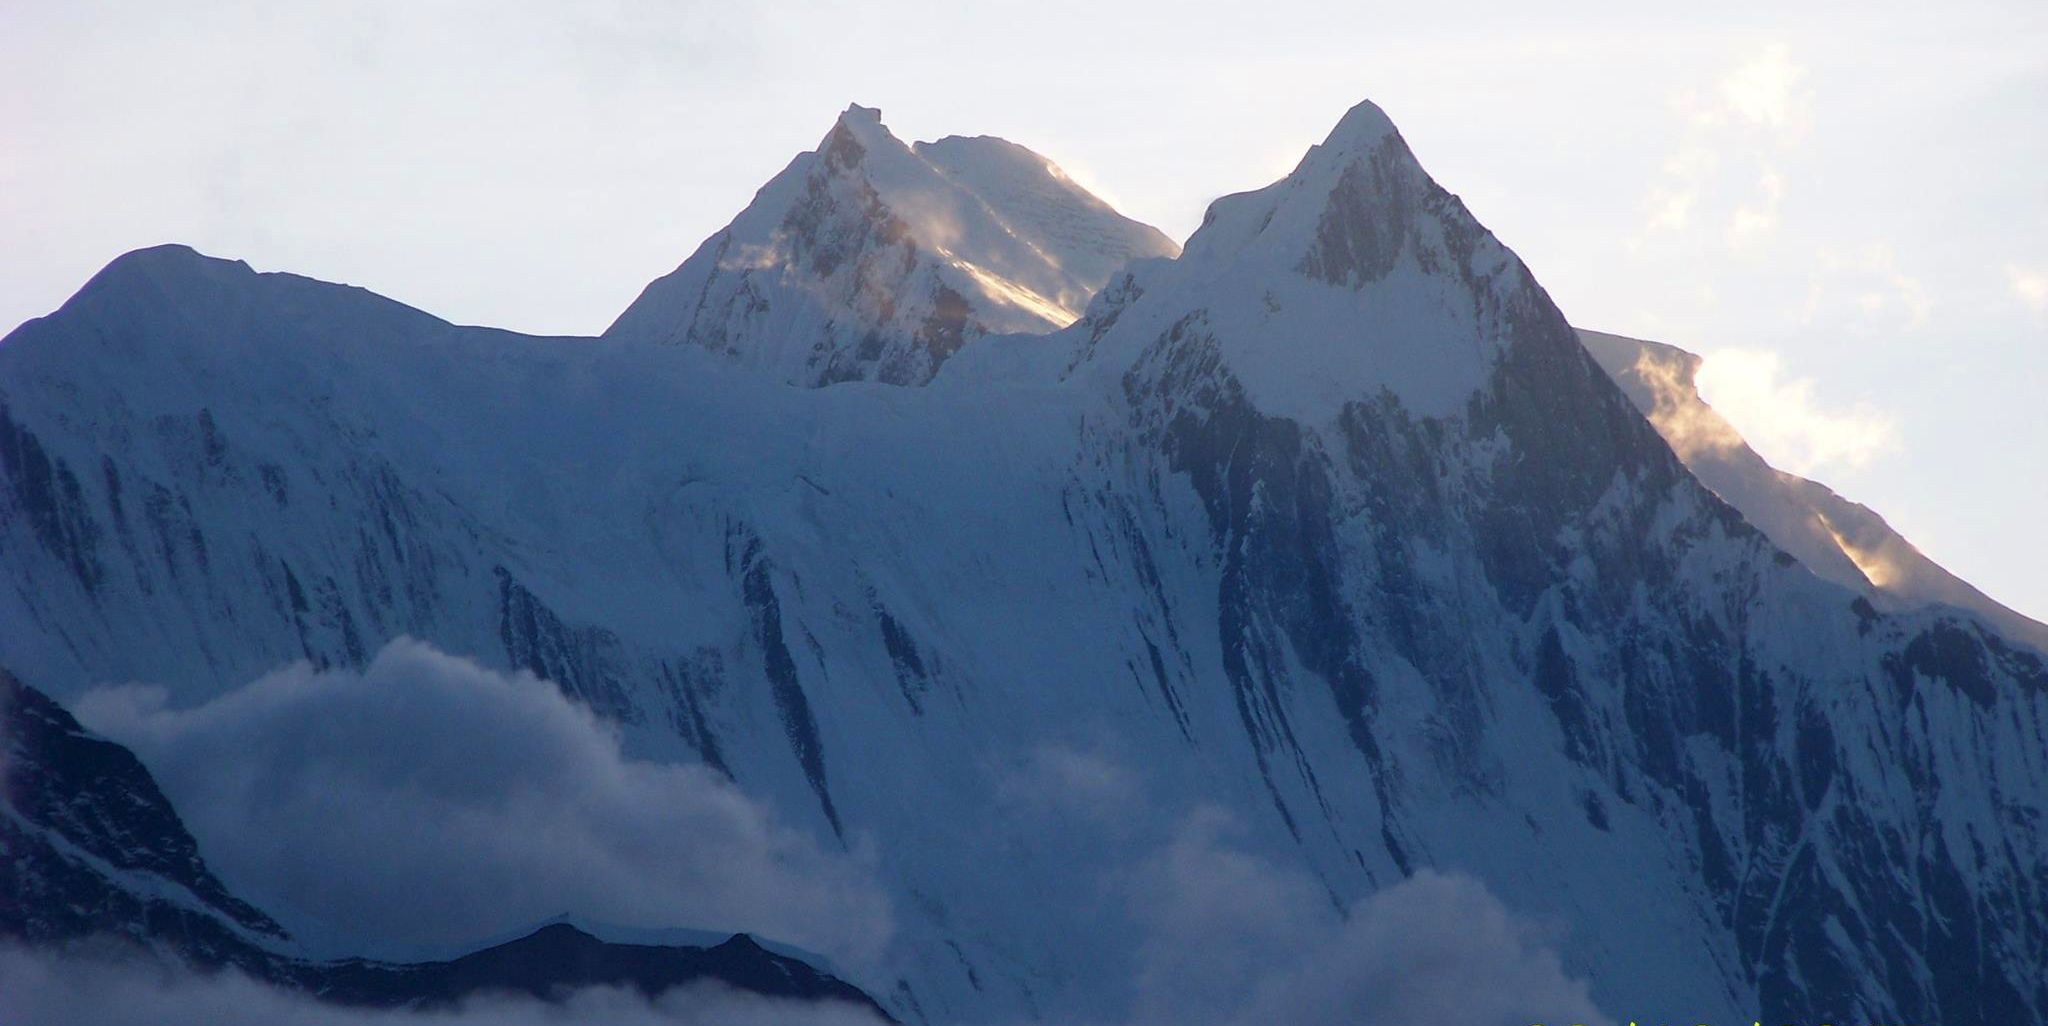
1,98 -> 2044,1024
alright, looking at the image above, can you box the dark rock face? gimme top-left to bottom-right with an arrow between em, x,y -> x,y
1138,331 -> 1394,849
739,535 -> 844,839
0,402 -> 103,594
495,566 -> 640,722
1885,617 -> 2048,709
0,667 -> 286,960
1299,135 -> 1427,288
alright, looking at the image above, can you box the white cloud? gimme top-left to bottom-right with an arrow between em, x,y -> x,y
0,944 -> 890,1026
2009,263 -> 2048,314
72,639 -> 892,973
993,741 -> 1143,825
981,746 -> 1613,1026
1644,192 -> 1694,232
1725,204 -> 1776,250
1126,809 -> 1333,1023
1126,811 -> 1610,1026
1637,44 -> 1810,257
1725,168 -> 1785,250
1694,347 -> 1900,476
1802,243 -> 1932,330
1233,871 -> 1608,1026
1718,42 -> 1812,133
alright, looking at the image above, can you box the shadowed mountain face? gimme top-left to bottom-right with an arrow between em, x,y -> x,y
0,669 -> 887,1016
1,98 -> 2045,1025
1,667 -> 287,971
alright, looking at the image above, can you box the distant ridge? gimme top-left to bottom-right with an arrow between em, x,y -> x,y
1581,328 -> 2048,651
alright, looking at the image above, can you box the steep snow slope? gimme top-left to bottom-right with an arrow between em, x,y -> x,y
3,100 -> 2045,1026
604,105 -> 1176,386
913,134 -> 1180,289
1581,329 -> 2048,652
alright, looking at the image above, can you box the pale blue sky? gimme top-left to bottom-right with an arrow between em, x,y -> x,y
4,0 -> 2043,621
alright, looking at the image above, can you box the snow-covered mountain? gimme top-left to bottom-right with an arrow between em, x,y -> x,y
912,133 -> 1176,291
1581,328 -> 2048,652
2,98 -> 2045,1025
604,105 -> 1177,386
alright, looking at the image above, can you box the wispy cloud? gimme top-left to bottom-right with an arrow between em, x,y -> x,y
2008,263 -> 2048,314
1693,347 -> 1900,476
1717,42 -> 1813,133
1725,168 -> 1784,251
1802,243 -> 1932,330
1638,43 -> 1811,257
994,741 -> 1143,826
73,640 -> 892,972
982,740 -> 1617,1026
1625,346 -> 1746,460
1127,810 -> 1610,1026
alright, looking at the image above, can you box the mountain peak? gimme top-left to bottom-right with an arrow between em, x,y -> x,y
1317,98 -> 1401,158
79,244 -> 254,298
605,107 -> 1176,386
19,243 -> 265,352
1178,98 -> 1435,286
1084,96 -> 1531,422
712,932 -> 768,955
101,242 -> 226,271
817,103 -> 900,174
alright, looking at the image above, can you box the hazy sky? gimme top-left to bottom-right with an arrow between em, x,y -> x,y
4,0 -> 2044,621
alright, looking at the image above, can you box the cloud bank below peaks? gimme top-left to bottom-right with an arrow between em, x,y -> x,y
0,944 -> 891,1026
72,639 -> 892,973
